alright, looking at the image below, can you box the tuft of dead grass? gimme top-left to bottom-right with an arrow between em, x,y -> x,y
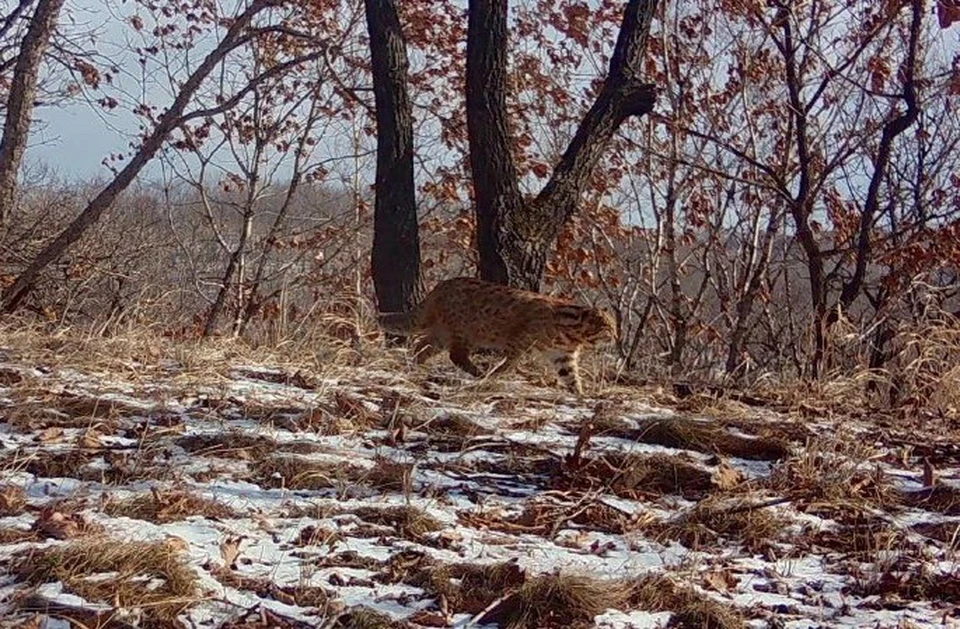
420,413 -> 495,452
350,505 -> 444,542
209,563 -> 340,613
459,496 -> 641,536
7,445 -> 170,485
0,484 -> 27,516
622,418 -> 791,461
888,318 -> 960,416
364,455 -> 414,493
903,484 -> 960,516
0,527 -> 37,544
16,448 -> 93,480
3,389 -> 150,431
175,431 -> 277,459
846,552 -> 960,605
13,537 -> 198,623
251,455 -> 369,491
766,434 -> 899,513
219,605 -> 322,628
648,496 -> 788,552
562,452 -> 716,500
390,556 -> 526,615
804,510 -> 908,556
629,574 -> 745,628
476,572 -> 632,629
330,606 -> 411,628
293,524 -> 343,548
250,454 -> 413,494
423,413 -> 493,438
911,520 -> 960,545
103,488 -> 240,523
447,445 -> 562,481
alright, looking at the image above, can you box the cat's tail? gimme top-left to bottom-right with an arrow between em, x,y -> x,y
377,310 -> 419,335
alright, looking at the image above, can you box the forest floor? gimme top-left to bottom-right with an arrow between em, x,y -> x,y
0,329 -> 957,628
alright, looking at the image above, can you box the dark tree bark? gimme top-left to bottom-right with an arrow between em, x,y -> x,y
365,0 -> 423,313
0,0 -> 64,227
465,0 -> 526,286
1,0 -> 310,314
466,0 -> 658,291
836,0 -> 921,313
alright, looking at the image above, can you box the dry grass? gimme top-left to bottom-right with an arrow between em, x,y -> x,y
314,550 -> 384,572
364,456 -> 415,493
209,563 -> 340,612
103,488 -> 240,523
330,606 -> 412,628
350,505 -> 444,542
886,319 -> 960,415
175,431 -> 278,459
476,573 -> 632,629
381,555 -> 744,628
0,527 -> 37,544
561,452 -> 717,500
616,417 -> 791,461
219,606 -> 326,628
903,484 -> 960,516
0,318 -> 956,626
0,484 -> 27,516
448,447 -> 562,480
419,412 -> 494,451
13,537 -> 198,623
422,413 -> 493,438
3,389 -> 151,431
251,455 -> 370,491
293,524 -> 343,548
728,317 -> 960,425
804,511 -> 908,556
9,445 -> 172,485
519,497 -> 637,534
408,559 -> 527,615
250,454 -> 413,494
911,520 -> 960,546
766,434 -> 899,512
5,448 -> 92,480
459,495 -> 644,536
648,495 -> 788,553
629,574 -> 745,628
846,550 -> 960,605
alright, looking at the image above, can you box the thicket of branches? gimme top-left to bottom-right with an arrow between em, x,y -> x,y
1,0 -> 958,411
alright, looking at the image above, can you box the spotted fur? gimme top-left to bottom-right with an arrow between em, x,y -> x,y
378,277 -> 616,395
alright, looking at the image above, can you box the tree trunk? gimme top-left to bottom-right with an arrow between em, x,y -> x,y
837,0 -> 921,313
365,0 -> 423,313
0,0 -> 65,227
205,184 -> 256,338
1,0 -> 277,313
465,0 -> 526,286
724,206 -> 781,378
466,0 -> 658,291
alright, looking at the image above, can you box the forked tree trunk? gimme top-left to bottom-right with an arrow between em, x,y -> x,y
0,0 -> 65,227
836,0 -> 921,314
365,0 -> 423,312
466,0 -> 658,291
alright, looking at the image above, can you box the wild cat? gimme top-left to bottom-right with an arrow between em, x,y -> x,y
378,277 -> 616,395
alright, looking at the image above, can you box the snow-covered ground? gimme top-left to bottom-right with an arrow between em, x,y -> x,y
0,352 -> 956,628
